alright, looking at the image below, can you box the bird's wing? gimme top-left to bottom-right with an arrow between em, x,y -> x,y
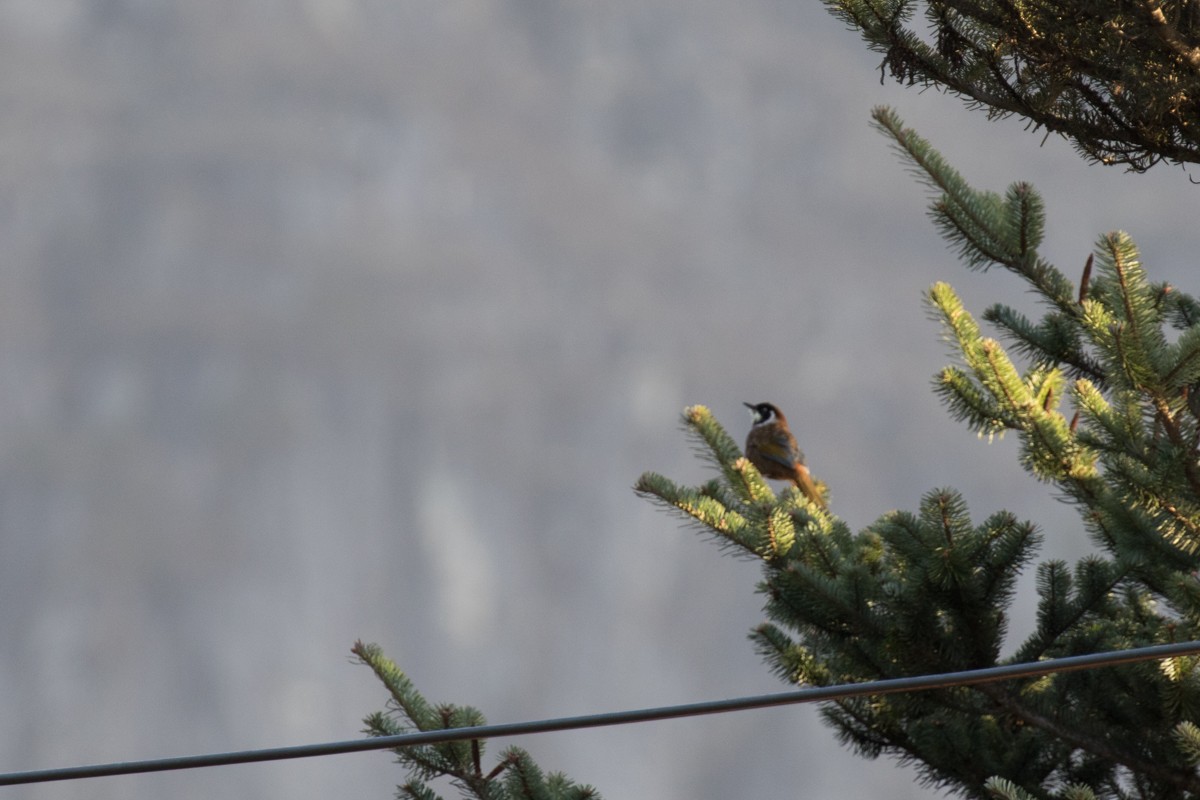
756,437 -> 804,469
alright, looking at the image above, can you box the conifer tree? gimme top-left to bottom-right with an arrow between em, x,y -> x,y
354,108 -> 1200,799
820,0 -> 1200,171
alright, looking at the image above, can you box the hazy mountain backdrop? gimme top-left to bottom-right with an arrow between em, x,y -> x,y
2,2 -> 1197,799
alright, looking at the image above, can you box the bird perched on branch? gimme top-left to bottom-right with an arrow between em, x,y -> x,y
743,401 -> 825,508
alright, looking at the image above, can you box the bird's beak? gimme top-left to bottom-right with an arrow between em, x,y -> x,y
743,402 -> 755,411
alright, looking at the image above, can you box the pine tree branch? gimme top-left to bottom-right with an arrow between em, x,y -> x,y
976,683 -> 1200,794
1163,336 -> 1200,390
1150,395 -> 1200,500
834,1 -> 1200,169
1021,559 -> 1133,662
827,696 -> 1006,793
1138,0 -> 1200,70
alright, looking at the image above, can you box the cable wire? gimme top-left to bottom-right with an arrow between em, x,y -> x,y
3,639 -> 1200,786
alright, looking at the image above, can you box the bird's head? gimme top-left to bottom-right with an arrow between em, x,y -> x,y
744,402 -> 785,426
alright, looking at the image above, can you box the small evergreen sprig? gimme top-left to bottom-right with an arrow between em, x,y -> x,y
352,641 -> 600,800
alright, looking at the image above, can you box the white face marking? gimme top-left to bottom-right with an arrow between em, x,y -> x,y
749,404 -> 775,425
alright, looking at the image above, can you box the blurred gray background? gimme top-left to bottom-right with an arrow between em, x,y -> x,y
2,2 -> 1198,799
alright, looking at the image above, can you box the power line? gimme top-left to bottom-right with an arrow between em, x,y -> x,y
3,639 -> 1199,786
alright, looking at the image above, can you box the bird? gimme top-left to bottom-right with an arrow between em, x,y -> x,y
743,401 -> 825,508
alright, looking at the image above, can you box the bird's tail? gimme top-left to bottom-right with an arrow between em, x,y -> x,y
792,465 -> 826,510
